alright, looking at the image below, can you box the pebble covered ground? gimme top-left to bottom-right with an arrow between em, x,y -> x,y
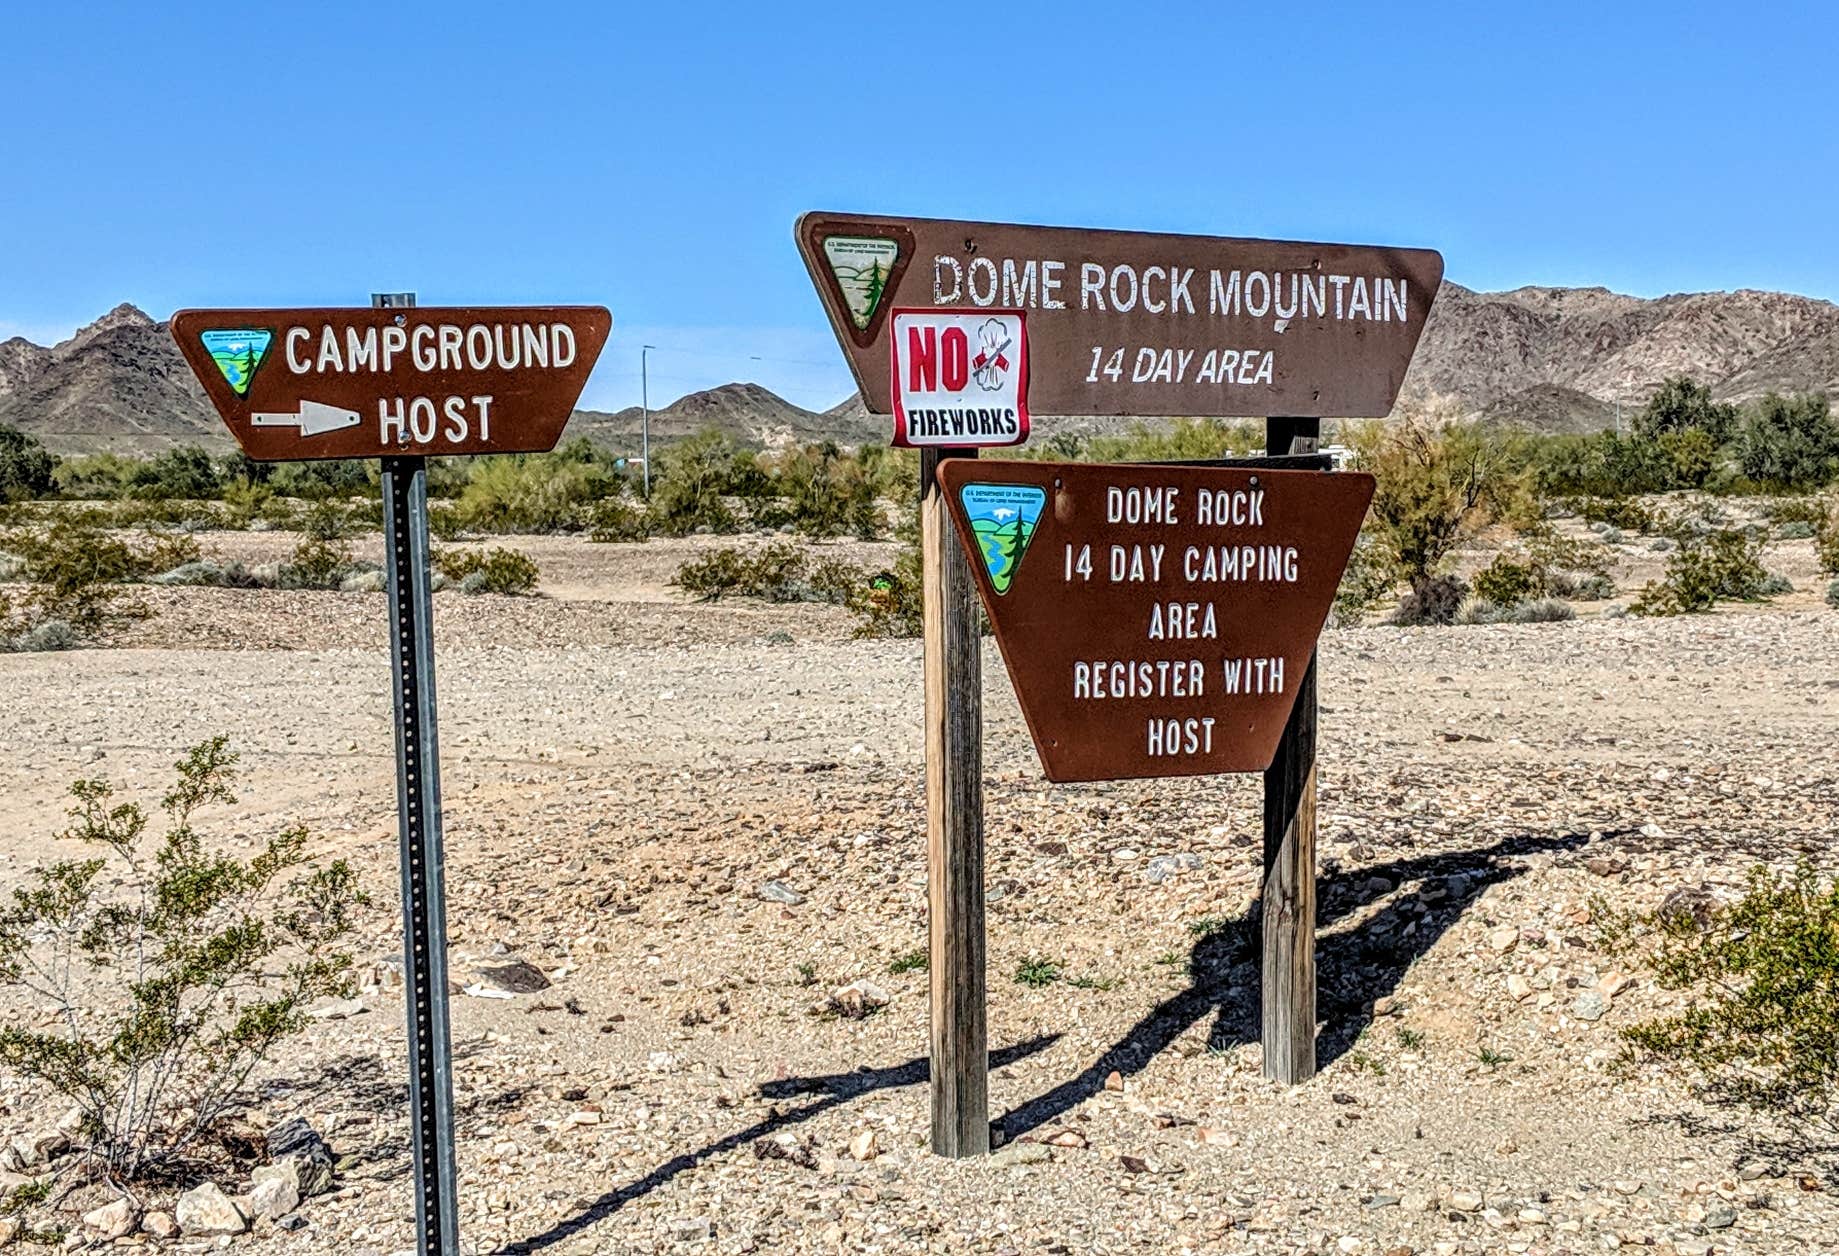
0,532 -> 1835,1254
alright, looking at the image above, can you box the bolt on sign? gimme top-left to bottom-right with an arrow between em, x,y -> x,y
797,212 -> 1443,418
170,306 -> 611,461
938,459 -> 1374,781
890,308 -> 1030,448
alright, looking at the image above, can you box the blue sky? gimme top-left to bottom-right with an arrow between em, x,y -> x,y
1,2 -> 1833,412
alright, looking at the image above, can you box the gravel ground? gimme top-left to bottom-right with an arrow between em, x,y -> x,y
1,532 -> 1836,1255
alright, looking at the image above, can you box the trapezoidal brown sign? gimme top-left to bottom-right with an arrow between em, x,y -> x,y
799,212 -> 1442,420
170,306 -> 611,462
939,460 -> 1374,782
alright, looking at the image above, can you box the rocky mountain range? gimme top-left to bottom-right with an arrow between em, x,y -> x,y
1,283 -> 1833,455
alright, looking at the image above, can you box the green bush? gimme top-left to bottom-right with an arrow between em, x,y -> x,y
277,536 -> 356,590
774,443 -> 882,538
1817,502 -> 1839,575
1603,863 -> 1838,1141
125,445 -> 222,501
585,496 -> 657,543
1737,392 -> 1838,491
0,738 -> 365,1180
1636,376 -> 1738,445
1574,495 -> 1657,533
451,451 -> 619,534
1631,529 -> 1781,615
0,424 -> 55,502
1356,416 -> 1528,605
648,430 -> 754,535
1827,579 -> 1839,609
671,542 -> 828,603
1470,555 -> 1539,607
1,522 -> 199,634
434,546 -> 540,595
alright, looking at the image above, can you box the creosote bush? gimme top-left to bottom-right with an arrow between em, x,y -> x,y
1601,863 -> 1839,1143
434,546 -> 541,595
0,739 -> 365,1182
1631,528 -> 1782,616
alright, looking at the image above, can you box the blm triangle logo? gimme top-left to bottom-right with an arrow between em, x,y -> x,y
199,329 -> 273,397
822,236 -> 899,333
960,483 -> 1045,595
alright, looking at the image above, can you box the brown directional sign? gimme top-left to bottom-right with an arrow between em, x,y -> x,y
169,306 -> 611,461
938,459 -> 1373,781
798,212 -> 1442,420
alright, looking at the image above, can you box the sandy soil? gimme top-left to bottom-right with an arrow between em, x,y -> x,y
1,530 -> 1835,1255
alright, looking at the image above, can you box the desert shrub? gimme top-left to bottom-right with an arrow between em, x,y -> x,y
0,738 -> 365,1180
1080,417 -> 1264,462
1533,431 -> 1674,498
451,450 -> 618,534
1737,392 -> 1839,491
1764,497 -> 1829,526
671,542 -> 816,603
1470,556 -> 1539,607
4,522 -> 185,633
1509,597 -> 1576,623
585,496 -> 657,543
1636,376 -> 1739,445
0,424 -> 56,502
1455,596 -> 1504,625
218,476 -> 275,528
1657,427 -> 1721,489
124,445 -> 222,501
1777,520 -> 1816,540
1816,503 -> 1839,575
1631,528 -> 1780,615
1574,495 -> 1657,533
1330,534 -> 1395,626
775,443 -> 882,539
1602,863 -> 1838,1141
1390,573 -> 1466,626
648,430 -> 756,535
1356,414 -> 1528,606
433,546 -> 540,595
148,560 -> 260,589
276,536 -> 355,590
264,459 -> 373,501
1827,580 -> 1839,608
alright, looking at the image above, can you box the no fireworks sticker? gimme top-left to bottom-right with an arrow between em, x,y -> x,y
889,308 -> 1030,449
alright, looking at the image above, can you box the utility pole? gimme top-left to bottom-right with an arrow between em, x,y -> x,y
641,344 -> 655,497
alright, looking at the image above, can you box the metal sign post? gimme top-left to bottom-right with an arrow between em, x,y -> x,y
375,292 -> 460,1255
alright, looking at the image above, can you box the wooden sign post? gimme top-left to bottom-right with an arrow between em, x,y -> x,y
1262,417 -> 1321,1084
798,211 -> 1440,1151
920,446 -> 989,1157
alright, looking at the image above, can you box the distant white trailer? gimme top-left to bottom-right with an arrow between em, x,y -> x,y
1318,443 -> 1356,469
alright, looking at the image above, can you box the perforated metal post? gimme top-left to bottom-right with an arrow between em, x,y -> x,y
376,292 -> 460,1256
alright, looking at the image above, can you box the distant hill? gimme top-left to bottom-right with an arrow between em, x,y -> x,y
0,305 -> 224,455
2,284 -> 1835,455
1405,283 -> 1839,429
562,381 -> 880,453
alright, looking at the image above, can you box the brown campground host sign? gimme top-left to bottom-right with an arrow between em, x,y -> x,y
798,213 -> 1442,420
170,306 -> 611,461
940,460 -> 1373,781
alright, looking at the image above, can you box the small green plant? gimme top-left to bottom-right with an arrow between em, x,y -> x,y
1816,502 -> 1839,575
1066,973 -> 1119,991
1470,555 -> 1539,607
585,495 -> 656,543
1604,863 -> 1838,1140
1152,950 -> 1184,968
1014,957 -> 1062,988
1631,529 -> 1781,616
1827,579 -> 1839,609
793,961 -> 817,986
0,739 -> 365,1182
887,948 -> 928,975
1349,1050 -> 1387,1076
1395,1027 -> 1426,1051
1477,1047 -> 1513,1068
434,546 -> 540,596
277,535 -> 355,590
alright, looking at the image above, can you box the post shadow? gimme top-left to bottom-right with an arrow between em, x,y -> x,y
497,1034 -> 1059,1255
996,828 -> 1619,1141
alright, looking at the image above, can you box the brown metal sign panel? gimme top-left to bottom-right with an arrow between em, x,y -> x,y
798,212 -> 1442,420
938,459 -> 1374,782
169,306 -> 611,461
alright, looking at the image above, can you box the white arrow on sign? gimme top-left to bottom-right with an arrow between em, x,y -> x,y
251,400 -> 361,438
